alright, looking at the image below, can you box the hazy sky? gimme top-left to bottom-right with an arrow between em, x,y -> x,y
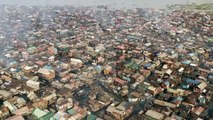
0,0 -> 212,8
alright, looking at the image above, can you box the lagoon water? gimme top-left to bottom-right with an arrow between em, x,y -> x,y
0,0 -> 212,8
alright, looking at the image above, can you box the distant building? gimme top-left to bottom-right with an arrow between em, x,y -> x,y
26,80 -> 40,90
37,67 -> 55,80
106,102 -> 133,120
145,110 -> 164,120
5,115 -> 25,120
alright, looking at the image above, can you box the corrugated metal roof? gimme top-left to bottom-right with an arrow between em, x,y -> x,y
32,108 -> 47,118
145,110 -> 164,120
40,112 -> 55,120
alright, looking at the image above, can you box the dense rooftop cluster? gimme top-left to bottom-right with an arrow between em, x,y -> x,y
0,5 -> 212,120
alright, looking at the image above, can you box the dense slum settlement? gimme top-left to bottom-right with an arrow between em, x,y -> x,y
0,4 -> 212,120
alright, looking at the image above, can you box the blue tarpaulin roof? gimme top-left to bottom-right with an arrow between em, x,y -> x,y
182,60 -> 191,65
164,81 -> 170,86
186,78 -> 199,84
182,84 -> 189,89
173,97 -> 183,102
44,65 -> 52,69
189,53 -> 195,57
143,63 -> 152,67
208,75 -> 213,79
